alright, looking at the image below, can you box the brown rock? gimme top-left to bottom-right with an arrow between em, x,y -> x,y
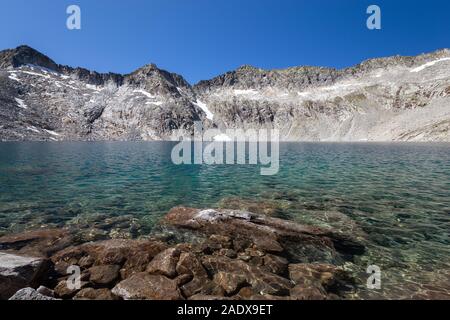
112,273 -> 182,300
201,255 -> 293,296
236,287 -> 255,299
213,272 -> 247,295
53,260 -> 71,276
176,252 -> 209,278
36,285 -> 55,298
73,288 -> 119,300
163,207 -> 365,259
54,280 -> 89,299
175,274 -> 193,287
262,254 -> 288,275
248,294 -> 291,300
51,239 -> 168,279
209,235 -> 232,246
182,279 -> 225,298
217,248 -> 237,258
176,252 -> 211,297
146,248 -> 181,278
290,285 -> 327,300
189,294 -> 232,300
89,265 -> 120,286
288,263 -> 349,289
78,256 -> 94,269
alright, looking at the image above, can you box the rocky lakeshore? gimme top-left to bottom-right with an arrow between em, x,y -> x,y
0,206 -> 367,300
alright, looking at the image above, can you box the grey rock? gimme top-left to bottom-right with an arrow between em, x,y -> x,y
8,287 -> 60,300
0,252 -> 49,299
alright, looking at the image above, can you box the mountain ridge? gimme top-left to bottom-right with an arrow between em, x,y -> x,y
0,45 -> 449,142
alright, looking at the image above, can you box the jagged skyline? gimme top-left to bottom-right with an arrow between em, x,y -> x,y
1,45 -> 449,142
1,0 -> 450,83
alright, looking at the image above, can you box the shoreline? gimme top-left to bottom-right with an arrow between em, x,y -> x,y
0,206 -> 368,301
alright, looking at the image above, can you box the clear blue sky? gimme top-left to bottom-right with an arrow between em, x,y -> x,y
0,0 -> 448,83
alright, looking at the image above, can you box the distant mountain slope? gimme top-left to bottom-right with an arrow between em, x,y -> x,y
0,45 -> 449,141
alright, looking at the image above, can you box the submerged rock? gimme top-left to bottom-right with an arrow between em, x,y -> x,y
163,207 -> 365,261
217,197 -> 288,217
288,263 -> 355,297
0,205 -> 365,300
0,229 -> 73,258
201,255 -> 293,296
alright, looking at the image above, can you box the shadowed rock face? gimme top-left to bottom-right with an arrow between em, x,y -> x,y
1,45 -> 449,141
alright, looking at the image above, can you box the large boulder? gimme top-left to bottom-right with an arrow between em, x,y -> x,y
88,265 -> 121,286
0,252 -> 50,299
146,248 -> 181,278
163,207 -> 365,262
176,252 -> 212,297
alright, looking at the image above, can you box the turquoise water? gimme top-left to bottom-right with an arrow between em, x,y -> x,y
0,142 -> 449,299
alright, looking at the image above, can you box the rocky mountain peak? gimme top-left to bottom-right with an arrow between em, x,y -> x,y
1,45 -> 449,142
236,65 -> 262,72
125,63 -> 192,96
0,45 -> 59,71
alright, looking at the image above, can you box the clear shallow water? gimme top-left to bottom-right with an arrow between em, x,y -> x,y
0,142 -> 449,299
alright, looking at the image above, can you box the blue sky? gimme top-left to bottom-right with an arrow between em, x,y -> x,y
0,0 -> 448,83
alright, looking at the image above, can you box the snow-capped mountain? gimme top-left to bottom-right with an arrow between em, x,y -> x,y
0,45 -> 449,141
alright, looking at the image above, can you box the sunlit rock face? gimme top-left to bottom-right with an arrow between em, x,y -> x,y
1,45 -> 449,142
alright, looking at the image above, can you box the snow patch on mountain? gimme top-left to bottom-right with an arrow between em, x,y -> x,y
134,89 -> 156,99
44,129 -> 60,136
8,71 -> 21,82
234,89 -> 259,96
15,98 -> 27,109
194,100 -> 214,120
27,126 -> 40,133
19,70 -> 51,79
410,58 -> 450,72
